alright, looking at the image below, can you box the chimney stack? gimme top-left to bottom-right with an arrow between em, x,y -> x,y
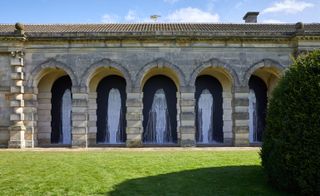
243,12 -> 259,23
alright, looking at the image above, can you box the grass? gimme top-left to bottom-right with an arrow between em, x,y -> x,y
0,149 -> 289,195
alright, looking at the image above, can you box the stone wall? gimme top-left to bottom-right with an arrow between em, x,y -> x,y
0,37 -> 319,148
0,55 -> 11,146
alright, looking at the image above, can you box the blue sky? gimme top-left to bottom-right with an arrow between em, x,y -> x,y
0,0 -> 319,24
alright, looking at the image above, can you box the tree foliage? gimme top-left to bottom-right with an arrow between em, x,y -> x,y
261,50 -> 320,195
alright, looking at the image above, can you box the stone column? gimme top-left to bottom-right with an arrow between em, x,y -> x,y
126,90 -> 143,147
233,86 -> 250,146
8,50 -> 26,148
179,87 -> 196,147
71,86 -> 88,147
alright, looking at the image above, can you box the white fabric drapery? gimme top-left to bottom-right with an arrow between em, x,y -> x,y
61,89 -> 72,144
106,88 -> 122,144
144,89 -> 172,144
249,89 -> 258,143
197,89 -> 213,143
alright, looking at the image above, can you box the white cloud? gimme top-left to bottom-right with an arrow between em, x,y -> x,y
101,14 -> 119,23
125,10 -> 137,21
262,19 -> 286,23
164,0 -> 180,4
165,7 -> 219,23
262,0 -> 314,14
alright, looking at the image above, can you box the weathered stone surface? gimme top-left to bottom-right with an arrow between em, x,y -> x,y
0,25 -> 319,148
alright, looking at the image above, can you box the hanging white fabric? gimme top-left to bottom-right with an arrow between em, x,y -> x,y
61,89 -> 72,144
106,88 -> 122,144
144,89 -> 172,144
198,89 -> 213,143
249,89 -> 257,143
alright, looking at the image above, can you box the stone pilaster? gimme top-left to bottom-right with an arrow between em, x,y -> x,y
87,92 -> 97,146
8,50 -> 26,148
126,92 -> 143,147
71,87 -> 88,147
179,87 -> 196,147
233,86 -> 249,146
23,90 -> 37,147
222,91 -> 233,145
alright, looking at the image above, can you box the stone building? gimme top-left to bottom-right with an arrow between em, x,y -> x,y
0,13 -> 319,148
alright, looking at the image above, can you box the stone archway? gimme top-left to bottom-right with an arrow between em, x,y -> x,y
133,59 -> 184,145
135,58 -> 186,89
33,67 -> 73,146
27,58 -> 77,89
83,59 -> 130,146
81,58 -> 132,92
246,59 -> 284,144
244,59 -> 284,96
190,59 -> 236,145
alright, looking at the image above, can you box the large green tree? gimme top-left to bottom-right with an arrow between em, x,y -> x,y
261,50 -> 320,195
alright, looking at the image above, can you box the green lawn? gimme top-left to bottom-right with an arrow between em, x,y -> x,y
0,149 -> 288,195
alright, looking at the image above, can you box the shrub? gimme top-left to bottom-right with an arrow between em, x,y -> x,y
261,50 -> 320,195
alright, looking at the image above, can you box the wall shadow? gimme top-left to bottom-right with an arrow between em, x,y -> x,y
108,166 -> 289,196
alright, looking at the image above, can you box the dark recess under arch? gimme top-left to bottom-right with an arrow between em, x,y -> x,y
96,75 -> 127,143
142,75 -> 177,144
249,75 -> 267,142
51,75 -> 72,144
195,75 -> 223,143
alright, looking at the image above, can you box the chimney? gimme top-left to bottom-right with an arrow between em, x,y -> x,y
243,12 -> 259,23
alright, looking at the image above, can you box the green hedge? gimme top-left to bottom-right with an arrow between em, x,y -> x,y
261,50 -> 320,195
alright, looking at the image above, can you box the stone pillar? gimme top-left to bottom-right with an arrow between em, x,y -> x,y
23,89 -> 37,147
87,92 -> 97,146
37,92 -> 51,145
71,86 -> 88,147
126,91 -> 143,147
233,86 -> 249,146
179,87 -> 196,147
8,50 -> 26,148
222,91 -> 233,145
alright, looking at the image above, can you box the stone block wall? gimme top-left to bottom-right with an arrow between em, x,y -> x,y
0,37 -> 318,148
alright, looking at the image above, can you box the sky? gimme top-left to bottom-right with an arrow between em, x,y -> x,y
0,0 -> 319,24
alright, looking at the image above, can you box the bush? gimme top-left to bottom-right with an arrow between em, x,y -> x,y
261,50 -> 320,195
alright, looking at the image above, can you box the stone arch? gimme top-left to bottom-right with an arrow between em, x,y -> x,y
190,58 -> 236,145
135,58 -> 186,90
243,58 -> 285,86
29,59 -> 75,146
81,58 -> 132,92
189,58 -> 239,88
27,58 -> 77,89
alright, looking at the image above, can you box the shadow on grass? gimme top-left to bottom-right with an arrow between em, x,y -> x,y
109,165 -> 289,196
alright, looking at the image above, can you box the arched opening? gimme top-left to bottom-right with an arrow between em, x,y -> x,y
192,66 -> 233,145
248,76 -> 267,143
195,75 -> 223,144
248,65 -> 281,143
36,68 -> 73,146
51,76 -> 72,144
142,75 -> 177,144
85,66 -> 128,145
96,76 -> 127,144
140,67 -> 181,89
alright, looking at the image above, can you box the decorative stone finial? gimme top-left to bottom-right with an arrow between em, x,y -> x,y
14,22 -> 25,35
295,22 -> 304,30
295,22 -> 305,34
15,22 -> 25,31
